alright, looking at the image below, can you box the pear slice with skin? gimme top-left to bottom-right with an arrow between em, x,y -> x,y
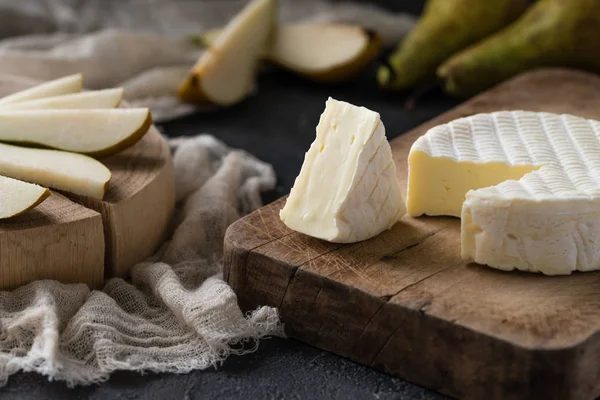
0,74 -> 82,105
0,88 -> 124,110
0,143 -> 110,199
193,23 -> 382,83
0,176 -> 50,219
0,108 -> 151,157
193,28 -> 223,49
178,0 -> 277,106
268,23 -> 382,83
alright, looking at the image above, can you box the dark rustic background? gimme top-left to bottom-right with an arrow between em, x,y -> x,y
0,1 -> 464,399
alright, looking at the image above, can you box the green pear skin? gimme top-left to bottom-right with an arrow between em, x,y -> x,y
438,0 -> 600,97
377,0 -> 529,90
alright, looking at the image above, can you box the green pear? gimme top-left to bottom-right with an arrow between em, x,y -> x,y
437,0 -> 600,97
377,0 -> 529,90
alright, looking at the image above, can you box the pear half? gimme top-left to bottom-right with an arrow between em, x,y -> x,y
0,143 -> 110,199
1,88 -> 124,110
0,74 -> 82,105
178,0 -> 277,106
0,176 -> 50,219
0,108 -> 151,156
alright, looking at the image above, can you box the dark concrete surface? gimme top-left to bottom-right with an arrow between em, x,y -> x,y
0,1 -> 468,398
1,338 -> 448,400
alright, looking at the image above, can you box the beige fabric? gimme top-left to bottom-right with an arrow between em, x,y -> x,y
0,0 -> 415,122
0,134 -> 284,386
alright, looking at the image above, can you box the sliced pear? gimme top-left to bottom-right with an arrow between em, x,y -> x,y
269,23 -> 382,83
0,88 -> 123,110
193,23 -> 382,83
0,176 -> 50,219
0,74 -> 82,105
0,143 -> 110,199
0,108 -> 151,156
192,28 -> 225,49
178,0 -> 277,106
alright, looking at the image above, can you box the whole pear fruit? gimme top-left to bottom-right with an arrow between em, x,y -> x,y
377,0 -> 529,90
438,0 -> 600,97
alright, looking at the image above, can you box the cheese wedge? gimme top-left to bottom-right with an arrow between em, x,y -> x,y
280,97 -> 405,243
0,176 -> 50,219
0,108 -> 151,156
0,74 -> 82,105
407,110 -> 600,275
0,88 -> 123,110
0,143 -> 111,199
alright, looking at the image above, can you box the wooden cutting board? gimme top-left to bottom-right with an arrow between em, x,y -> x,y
0,76 -> 175,290
224,68 -> 600,400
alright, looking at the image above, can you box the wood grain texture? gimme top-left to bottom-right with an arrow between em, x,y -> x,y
224,68 -> 600,400
0,75 -> 175,286
0,193 -> 104,290
72,127 -> 175,277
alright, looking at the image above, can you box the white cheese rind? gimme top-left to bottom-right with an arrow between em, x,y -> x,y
280,97 -> 405,243
409,110 -> 600,275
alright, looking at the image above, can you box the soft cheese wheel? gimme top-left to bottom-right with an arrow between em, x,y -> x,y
280,97 -> 406,243
407,110 -> 600,275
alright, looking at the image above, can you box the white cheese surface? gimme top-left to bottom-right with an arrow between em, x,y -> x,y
408,110 -> 600,275
280,97 -> 405,243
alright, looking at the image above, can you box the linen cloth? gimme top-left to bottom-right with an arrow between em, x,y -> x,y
0,0 -> 415,386
0,0 -> 415,121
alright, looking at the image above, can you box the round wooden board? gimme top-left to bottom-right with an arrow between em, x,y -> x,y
0,75 -> 175,290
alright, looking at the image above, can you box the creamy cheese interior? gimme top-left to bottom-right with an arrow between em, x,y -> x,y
407,150 -> 538,217
281,99 -> 379,239
407,110 -> 600,275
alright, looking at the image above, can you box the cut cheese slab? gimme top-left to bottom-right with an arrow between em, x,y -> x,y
0,88 -> 123,110
0,176 -> 50,219
0,143 -> 111,199
280,97 -> 405,243
0,74 -> 82,105
0,108 -> 151,156
407,110 -> 600,275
